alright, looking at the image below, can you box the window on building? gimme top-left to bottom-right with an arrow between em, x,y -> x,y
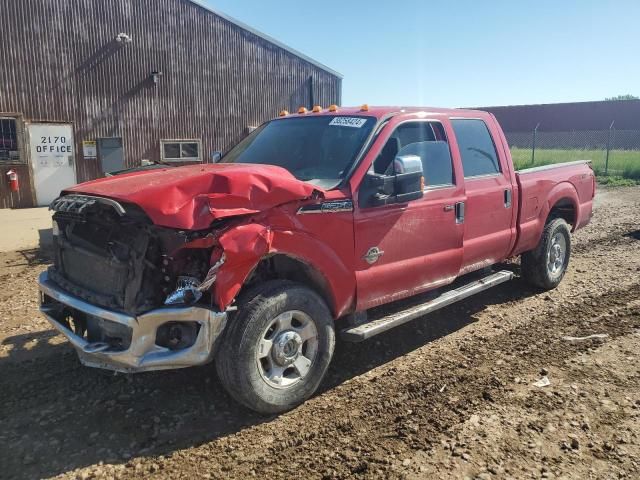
451,119 -> 501,177
373,121 -> 454,187
160,140 -> 202,162
0,117 -> 21,163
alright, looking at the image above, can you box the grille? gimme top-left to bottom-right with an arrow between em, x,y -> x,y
49,193 -> 168,314
61,248 -> 129,296
51,211 -> 155,313
51,194 -> 126,216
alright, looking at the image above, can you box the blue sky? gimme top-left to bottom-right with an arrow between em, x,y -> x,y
204,0 -> 639,108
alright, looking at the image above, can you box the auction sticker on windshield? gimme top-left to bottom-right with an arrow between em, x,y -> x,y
329,117 -> 368,128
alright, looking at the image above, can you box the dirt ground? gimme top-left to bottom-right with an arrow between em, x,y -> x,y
1,187 -> 639,480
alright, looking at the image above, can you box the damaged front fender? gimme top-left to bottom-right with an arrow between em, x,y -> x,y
213,223 -> 274,309
212,223 -> 355,318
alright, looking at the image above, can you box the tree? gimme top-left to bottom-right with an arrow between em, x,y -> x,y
605,94 -> 639,101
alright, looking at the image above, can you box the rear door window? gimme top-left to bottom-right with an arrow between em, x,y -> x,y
451,119 -> 501,177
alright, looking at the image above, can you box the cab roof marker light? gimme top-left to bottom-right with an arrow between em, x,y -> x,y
279,110 -> 289,117
298,107 -> 308,114
312,105 -> 322,113
360,104 -> 369,112
328,104 -> 338,112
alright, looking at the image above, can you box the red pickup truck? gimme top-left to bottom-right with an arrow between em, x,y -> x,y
39,106 -> 595,413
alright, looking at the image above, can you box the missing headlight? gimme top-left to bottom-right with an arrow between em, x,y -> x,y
164,276 -> 203,305
163,253 -> 226,305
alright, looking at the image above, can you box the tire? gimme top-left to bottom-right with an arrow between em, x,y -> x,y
215,280 -> 335,414
521,217 -> 571,290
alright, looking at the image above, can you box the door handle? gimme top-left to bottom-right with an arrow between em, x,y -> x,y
504,189 -> 512,208
443,204 -> 454,212
455,201 -> 465,224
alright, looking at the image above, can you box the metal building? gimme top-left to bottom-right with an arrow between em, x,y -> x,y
477,100 -> 640,132
0,0 -> 342,208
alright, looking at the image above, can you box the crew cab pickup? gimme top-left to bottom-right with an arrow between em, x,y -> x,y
39,106 -> 595,413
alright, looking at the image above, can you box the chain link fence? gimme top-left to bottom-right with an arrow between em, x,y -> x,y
504,128 -> 640,179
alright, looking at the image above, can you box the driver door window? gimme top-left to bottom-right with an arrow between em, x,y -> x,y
372,121 -> 455,187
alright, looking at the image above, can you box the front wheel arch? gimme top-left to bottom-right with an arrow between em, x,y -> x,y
239,254 -> 337,318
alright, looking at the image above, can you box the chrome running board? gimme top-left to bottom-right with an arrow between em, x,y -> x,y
340,270 -> 514,342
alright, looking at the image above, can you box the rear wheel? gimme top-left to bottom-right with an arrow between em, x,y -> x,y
521,218 -> 571,290
215,280 -> 335,414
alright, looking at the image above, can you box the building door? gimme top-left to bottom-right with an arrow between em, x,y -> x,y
28,123 -> 77,206
98,137 -> 124,174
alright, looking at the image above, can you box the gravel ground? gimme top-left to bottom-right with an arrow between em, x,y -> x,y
1,186 -> 639,480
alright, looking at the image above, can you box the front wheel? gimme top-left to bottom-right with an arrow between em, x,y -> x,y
521,217 -> 571,290
215,280 -> 335,414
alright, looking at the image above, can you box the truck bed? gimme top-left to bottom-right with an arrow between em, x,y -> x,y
515,160 -> 592,175
512,160 -> 595,256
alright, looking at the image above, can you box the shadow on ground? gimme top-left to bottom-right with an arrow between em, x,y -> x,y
0,272 -> 538,480
3,247 -> 51,268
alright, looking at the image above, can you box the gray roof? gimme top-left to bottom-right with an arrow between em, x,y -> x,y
190,1 -> 343,79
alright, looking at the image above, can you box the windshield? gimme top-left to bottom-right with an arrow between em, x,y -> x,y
221,115 -> 376,188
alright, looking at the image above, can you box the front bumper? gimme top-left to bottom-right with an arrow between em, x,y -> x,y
37,271 -> 227,373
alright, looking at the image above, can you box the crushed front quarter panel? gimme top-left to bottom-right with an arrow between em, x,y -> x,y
211,201 -> 357,317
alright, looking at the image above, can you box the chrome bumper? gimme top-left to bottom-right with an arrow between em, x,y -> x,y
37,271 -> 227,373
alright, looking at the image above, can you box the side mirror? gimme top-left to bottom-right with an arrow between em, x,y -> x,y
212,151 -> 222,163
359,155 -> 424,208
394,154 -> 423,174
394,155 -> 424,203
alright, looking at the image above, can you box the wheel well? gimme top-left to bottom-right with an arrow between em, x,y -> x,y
240,254 -> 336,315
549,198 -> 576,227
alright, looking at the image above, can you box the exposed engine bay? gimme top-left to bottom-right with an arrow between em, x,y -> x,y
49,195 -> 217,316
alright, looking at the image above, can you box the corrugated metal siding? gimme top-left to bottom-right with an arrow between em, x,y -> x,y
0,0 -> 341,204
477,100 -> 640,132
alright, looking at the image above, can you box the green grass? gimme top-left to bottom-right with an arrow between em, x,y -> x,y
595,175 -> 640,187
511,148 -> 640,180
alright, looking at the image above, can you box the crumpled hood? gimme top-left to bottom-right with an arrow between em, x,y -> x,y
64,163 -> 321,230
